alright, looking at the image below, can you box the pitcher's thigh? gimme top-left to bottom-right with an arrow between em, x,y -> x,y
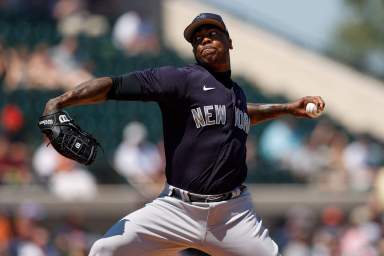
88,219 -> 185,256
204,232 -> 278,256
204,211 -> 279,256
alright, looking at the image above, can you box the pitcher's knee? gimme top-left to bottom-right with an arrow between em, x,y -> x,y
89,232 -> 143,256
88,238 -> 115,256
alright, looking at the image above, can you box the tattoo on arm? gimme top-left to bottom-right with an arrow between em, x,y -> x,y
44,77 -> 113,114
247,103 -> 291,125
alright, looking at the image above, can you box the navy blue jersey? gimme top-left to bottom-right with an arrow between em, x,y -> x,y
108,64 -> 250,194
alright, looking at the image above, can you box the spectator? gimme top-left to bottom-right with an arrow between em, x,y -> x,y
343,136 -> 374,191
0,135 -> 11,181
49,37 -> 93,89
285,121 -> 325,179
311,207 -> 344,256
321,130 -> 349,191
52,0 -> 86,20
114,121 -> 164,197
282,207 -> 315,256
57,12 -> 109,38
4,47 -> 29,90
53,212 -> 91,256
5,142 -> 31,185
0,41 -> 6,81
290,121 -> 349,189
0,138 -> 31,186
1,104 -> 24,141
374,167 -> 384,211
311,228 -> 340,256
8,203 -> 49,256
26,44 -> 61,90
0,211 -> 11,255
112,11 -> 159,55
32,138 -> 61,184
50,37 -> 80,73
340,205 -> 381,256
259,119 -> 301,167
49,155 -> 97,201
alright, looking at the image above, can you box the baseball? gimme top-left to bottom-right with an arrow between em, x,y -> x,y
306,102 -> 322,117
306,102 -> 317,113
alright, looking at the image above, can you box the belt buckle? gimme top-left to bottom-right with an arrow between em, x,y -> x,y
205,194 -> 224,202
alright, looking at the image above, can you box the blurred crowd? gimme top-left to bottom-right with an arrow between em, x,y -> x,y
0,0 -> 159,91
0,108 -> 165,198
0,104 -> 30,185
0,203 -> 98,256
275,193 -> 384,256
256,119 -> 384,192
0,38 -> 93,91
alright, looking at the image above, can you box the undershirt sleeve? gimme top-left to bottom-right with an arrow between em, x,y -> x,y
107,72 -> 143,100
107,66 -> 187,102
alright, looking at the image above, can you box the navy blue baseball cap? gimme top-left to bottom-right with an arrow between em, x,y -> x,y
184,13 -> 229,43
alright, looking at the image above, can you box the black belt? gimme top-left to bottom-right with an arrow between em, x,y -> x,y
169,185 -> 246,203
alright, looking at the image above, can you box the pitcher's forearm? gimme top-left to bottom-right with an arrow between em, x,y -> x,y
43,77 -> 113,115
247,103 -> 292,125
248,96 -> 326,125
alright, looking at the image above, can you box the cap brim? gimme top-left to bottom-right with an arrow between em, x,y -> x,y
184,19 -> 226,43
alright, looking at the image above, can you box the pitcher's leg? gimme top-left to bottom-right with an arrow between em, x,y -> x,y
204,214 -> 278,256
89,218 -> 185,256
202,193 -> 279,256
89,197 -> 203,256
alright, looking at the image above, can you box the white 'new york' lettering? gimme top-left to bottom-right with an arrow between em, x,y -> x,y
191,105 -> 226,128
235,107 -> 250,134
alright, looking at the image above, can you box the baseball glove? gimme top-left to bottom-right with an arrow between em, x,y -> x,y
38,110 -> 99,165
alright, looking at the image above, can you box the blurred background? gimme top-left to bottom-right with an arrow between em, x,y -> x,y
0,0 -> 383,255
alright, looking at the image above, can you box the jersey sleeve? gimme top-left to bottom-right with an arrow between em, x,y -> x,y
108,66 -> 187,102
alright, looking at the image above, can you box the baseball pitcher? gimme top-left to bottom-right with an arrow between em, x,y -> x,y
39,13 -> 325,256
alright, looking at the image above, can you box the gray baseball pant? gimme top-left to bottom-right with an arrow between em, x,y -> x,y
89,185 -> 279,256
